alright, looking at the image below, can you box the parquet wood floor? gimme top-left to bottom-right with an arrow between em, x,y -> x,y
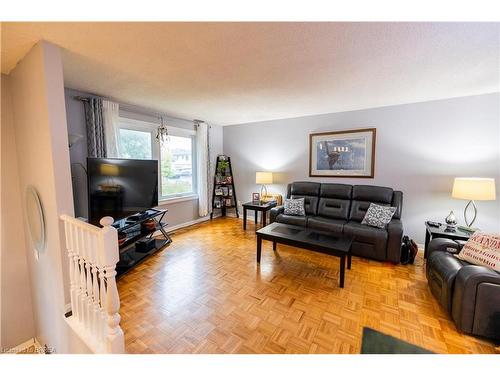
118,217 -> 497,354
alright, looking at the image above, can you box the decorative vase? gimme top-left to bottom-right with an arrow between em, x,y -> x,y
445,210 -> 457,230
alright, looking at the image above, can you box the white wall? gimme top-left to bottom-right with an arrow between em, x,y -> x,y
64,88 -> 224,229
1,74 -> 35,349
224,93 -> 500,243
8,41 -> 90,353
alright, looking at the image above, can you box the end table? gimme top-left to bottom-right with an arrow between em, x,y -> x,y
242,201 -> 277,231
424,221 -> 471,258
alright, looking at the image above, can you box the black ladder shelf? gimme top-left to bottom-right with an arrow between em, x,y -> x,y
210,155 -> 239,218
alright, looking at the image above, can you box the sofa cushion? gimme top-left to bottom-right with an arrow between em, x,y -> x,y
344,222 -> 388,260
391,191 -> 403,220
288,182 -> 320,215
319,183 -> 352,199
427,251 -> 466,313
349,201 -> 371,222
284,198 -> 306,216
317,184 -> 352,219
361,203 -> 397,229
349,186 -> 394,222
353,185 -> 394,204
290,181 -> 321,196
307,216 -> 346,234
290,195 -> 319,216
275,214 -> 308,227
317,197 -> 351,220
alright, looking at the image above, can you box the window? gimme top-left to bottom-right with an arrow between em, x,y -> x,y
117,118 -> 197,201
160,134 -> 195,198
118,128 -> 152,159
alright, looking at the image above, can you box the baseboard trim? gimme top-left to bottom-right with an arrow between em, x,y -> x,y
167,216 -> 210,233
151,215 -> 212,236
159,213 -> 247,234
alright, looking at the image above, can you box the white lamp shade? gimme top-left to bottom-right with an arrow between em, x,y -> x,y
452,178 -> 496,201
256,172 -> 273,184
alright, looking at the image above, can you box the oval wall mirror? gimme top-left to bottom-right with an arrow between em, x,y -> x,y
25,185 -> 46,253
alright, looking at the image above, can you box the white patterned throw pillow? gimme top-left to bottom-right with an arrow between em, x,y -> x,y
361,203 -> 397,229
284,198 -> 306,216
456,232 -> 500,272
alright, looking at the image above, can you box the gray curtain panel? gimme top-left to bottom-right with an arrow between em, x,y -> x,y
84,98 -> 106,157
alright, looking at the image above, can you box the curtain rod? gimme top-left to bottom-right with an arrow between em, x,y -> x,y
73,95 -> 204,125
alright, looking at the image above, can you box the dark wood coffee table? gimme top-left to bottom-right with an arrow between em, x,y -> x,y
256,222 -> 352,288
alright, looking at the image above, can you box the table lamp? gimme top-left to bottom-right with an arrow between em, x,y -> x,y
256,172 -> 273,199
451,177 -> 496,228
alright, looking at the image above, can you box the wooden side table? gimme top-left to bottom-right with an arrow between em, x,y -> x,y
424,221 -> 471,258
242,201 -> 277,231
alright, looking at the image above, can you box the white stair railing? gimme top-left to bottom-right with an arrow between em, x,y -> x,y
60,215 -> 124,354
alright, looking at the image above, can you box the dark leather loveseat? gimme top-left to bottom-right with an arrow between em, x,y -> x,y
426,238 -> 500,341
269,182 -> 404,263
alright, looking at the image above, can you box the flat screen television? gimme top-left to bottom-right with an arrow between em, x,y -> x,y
87,157 -> 158,225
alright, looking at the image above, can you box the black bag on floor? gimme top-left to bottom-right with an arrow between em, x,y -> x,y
400,235 -> 411,265
408,238 -> 419,264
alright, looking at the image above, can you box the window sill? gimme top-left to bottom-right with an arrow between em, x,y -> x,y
157,194 -> 198,205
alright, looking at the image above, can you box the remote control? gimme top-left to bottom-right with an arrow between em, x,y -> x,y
427,221 -> 441,227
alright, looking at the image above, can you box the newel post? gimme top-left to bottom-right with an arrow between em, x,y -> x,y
99,216 -> 125,354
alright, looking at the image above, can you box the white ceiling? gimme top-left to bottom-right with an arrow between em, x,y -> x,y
2,22 -> 499,125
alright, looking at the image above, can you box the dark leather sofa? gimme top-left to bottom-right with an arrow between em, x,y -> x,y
426,238 -> 500,341
269,182 -> 404,263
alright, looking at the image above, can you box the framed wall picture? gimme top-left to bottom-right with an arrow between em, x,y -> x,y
309,128 -> 376,178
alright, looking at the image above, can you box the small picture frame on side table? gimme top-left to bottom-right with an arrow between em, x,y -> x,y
252,193 -> 260,204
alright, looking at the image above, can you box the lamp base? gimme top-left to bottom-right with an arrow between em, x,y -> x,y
260,185 -> 268,202
463,200 -> 477,227
457,225 -> 479,234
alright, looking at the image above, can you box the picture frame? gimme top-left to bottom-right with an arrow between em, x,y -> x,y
252,193 -> 260,203
309,128 -> 376,178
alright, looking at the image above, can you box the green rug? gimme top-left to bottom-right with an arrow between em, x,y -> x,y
361,327 -> 433,354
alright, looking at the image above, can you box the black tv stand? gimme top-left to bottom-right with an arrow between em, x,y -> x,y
110,208 -> 172,277
125,211 -> 149,222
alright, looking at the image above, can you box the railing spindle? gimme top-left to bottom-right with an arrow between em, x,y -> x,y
59,215 -> 123,353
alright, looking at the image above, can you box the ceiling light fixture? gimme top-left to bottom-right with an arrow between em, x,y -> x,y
155,116 -> 169,144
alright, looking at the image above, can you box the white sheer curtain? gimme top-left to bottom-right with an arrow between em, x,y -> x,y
196,122 -> 210,217
102,100 -> 120,157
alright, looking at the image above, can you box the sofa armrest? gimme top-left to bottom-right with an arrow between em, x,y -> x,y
427,238 -> 464,258
270,206 -> 284,223
452,265 -> 500,336
386,219 -> 404,264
